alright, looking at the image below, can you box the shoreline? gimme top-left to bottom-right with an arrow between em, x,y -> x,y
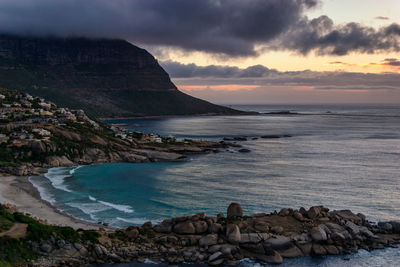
0,173 -> 101,230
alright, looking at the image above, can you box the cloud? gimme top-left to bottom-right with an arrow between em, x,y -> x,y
274,16 -> 400,55
383,58 -> 400,66
0,0 -> 399,56
162,61 -> 400,90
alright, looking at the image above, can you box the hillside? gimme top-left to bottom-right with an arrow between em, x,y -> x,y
0,34 -> 245,118
0,88 -> 230,176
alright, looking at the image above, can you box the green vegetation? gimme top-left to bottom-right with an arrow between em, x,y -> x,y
0,205 -> 101,266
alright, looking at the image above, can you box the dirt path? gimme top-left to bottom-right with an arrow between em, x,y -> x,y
0,222 -> 28,238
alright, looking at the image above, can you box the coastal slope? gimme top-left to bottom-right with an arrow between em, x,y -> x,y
0,34 -> 245,118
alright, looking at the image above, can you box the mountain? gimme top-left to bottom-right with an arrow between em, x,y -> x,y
0,34 -> 246,117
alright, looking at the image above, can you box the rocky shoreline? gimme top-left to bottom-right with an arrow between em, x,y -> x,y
26,203 -> 400,266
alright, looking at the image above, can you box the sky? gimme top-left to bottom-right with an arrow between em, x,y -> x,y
0,0 -> 399,104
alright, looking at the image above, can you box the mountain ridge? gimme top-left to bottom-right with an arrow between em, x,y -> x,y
0,34 -> 247,117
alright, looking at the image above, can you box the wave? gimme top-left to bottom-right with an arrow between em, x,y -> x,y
43,167 -> 73,193
98,200 -> 134,213
66,202 -> 112,221
88,195 -> 97,201
69,165 -> 82,175
28,176 -> 56,204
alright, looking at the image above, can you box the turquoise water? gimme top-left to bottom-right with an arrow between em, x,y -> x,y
29,104 -> 400,266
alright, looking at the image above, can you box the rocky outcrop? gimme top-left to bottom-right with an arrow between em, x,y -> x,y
29,203 -> 400,266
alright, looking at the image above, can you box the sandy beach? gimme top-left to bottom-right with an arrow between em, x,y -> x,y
0,174 -> 98,230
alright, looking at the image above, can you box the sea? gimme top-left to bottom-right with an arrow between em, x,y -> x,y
29,104 -> 400,266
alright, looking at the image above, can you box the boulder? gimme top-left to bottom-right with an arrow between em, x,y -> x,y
125,228 -> 139,239
333,210 -> 362,224
254,221 -> 270,232
227,203 -> 243,218
307,206 -> 321,219
378,222 -> 393,232
310,226 -> 327,242
324,245 -> 339,255
256,250 -> 283,264
263,235 -> 292,251
193,221 -> 208,234
226,224 -> 241,244
240,233 -> 270,244
209,223 -> 223,234
208,252 -> 223,263
173,221 -> 196,234
154,223 -> 172,233
345,221 -> 361,235
389,221 -> 400,233
293,211 -> 305,221
199,234 -> 218,247
278,245 -> 303,258
312,243 -> 327,255
271,226 -> 283,234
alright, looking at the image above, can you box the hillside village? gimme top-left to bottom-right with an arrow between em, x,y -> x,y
0,88 -> 226,175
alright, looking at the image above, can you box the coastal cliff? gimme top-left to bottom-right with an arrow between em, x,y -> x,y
0,34 -> 245,118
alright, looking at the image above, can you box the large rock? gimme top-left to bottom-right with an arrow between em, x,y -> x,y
173,221 -> 196,234
193,221 -> 208,234
278,245 -> 303,258
226,224 -> 241,244
307,206 -> 322,219
240,233 -> 270,244
199,234 -> 218,247
389,221 -> 400,233
227,203 -> 243,218
312,243 -> 327,255
263,235 -> 292,251
310,226 -> 327,242
333,210 -> 362,224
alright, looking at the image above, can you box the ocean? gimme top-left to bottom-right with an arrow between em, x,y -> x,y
29,104 -> 400,266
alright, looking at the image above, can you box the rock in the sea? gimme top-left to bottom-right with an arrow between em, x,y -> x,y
378,222 -> 393,232
312,243 -> 327,255
173,221 -> 196,234
389,221 -> 400,233
238,149 -> 251,153
226,224 -> 241,244
227,202 -> 243,218
278,245 -> 303,258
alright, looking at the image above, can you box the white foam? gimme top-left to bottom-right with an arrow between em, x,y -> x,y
43,167 -> 72,192
66,202 -> 112,221
88,195 -> 97,201
115,217 -> 153,225
69,165 -> 82,175
28,176 -> 56,204
98,200 -> 134,213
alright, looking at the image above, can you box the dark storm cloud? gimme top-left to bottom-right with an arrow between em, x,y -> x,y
275,16 -> 400,55
162,61 -> 400,90
383,58 -> 400,66
0,0 -> 318,56
0,0 -> 399,56
162,61 -> 278,78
